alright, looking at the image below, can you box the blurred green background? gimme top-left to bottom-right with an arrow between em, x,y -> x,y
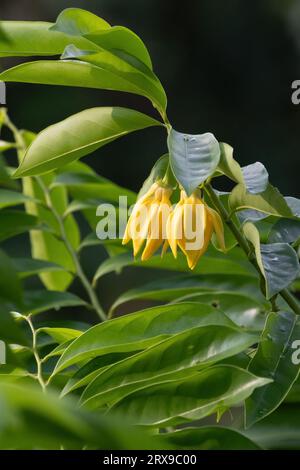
1,0 -> 300,317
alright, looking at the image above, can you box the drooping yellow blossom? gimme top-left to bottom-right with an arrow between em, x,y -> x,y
122,181 -> 172,260
166,189 -> 225,269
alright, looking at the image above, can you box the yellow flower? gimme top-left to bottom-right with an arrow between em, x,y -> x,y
122,181 -> 172,260
166,189 -> 225,269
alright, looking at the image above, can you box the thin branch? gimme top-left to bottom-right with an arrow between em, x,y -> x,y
22,314 -> 46,392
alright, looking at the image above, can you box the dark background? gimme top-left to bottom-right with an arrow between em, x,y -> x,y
1,0 -> 300,315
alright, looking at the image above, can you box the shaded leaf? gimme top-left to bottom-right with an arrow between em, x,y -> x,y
81,325 -> 258,409
168,129 -> 220,195
246,311 -> 300,427
109,365 -> 271,427
160,426 -> 261,450
243,222 -> 299,298
229,183 -> 293,218
22,290 -> 86,316
54,302 -> 236,373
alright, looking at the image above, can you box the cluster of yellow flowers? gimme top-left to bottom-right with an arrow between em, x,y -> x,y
123,181 -> 225,269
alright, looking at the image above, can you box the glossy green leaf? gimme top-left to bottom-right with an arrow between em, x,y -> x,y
85,26 -> 152,69
54,302 -> 235,374
0,20 -> 99,57
14,108 -> 161,177
243,222 -> 299,298
168,129 -> 220,195
37,327 -> 82,344
81,325 -> 258,409
229,183 -> 293,217
22,290 -> 86,316
60,44 -> 165,112
174,292 -> 267,330
160,426 -> 261,450
245,404 -> 300,450
53,9 -> 152,68
246,311 -> 300,427
110,273 -> 261,313
50,8 -> 110,36
109,365 -> 271,427
268,218 -> 300,244
62,352 -> 137,396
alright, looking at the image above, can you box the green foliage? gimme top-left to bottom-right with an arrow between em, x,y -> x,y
0,7 -> 299,450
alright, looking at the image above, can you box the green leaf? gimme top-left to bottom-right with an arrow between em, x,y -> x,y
174,292 -> 267,330
0,382 -> 163,449
60,44 -> 165,112
85,26 -> 152,70
52,9 -> 153,68
229,183 -> 293,217
54,302 -> 236,374
243,222 -> 300,298
0,189 -> 34,209
217,144 -> 268,194
241,162 -> 269,194
268,218 -> 300,244
50,8 -> 110,36
62,352 -> 137,396
110,273 -> 261,313
0,306 -> 27,346
14,108 -> 161,177
0,366 -> 30,382
22,290 -> 86,316
109,365 -> 271,427
285,197 -> 300,218
0,210 -> 38,241
0,54 -> 166,112
15,130 -> 79,291
168,129 -> 220,195
0,249 -> 22,306
246,311 -> 300,427
245,404 -> 300,450
37,327 -> 82,344
217,143 -> 244,184
160,426 -> 261,450
0,155 -> 19,190
12,258 -> 65,279
80,325 -> 258,409
0,20 -> 99,57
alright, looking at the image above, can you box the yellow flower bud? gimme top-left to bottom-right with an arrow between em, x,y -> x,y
166,189 -> 225,270
122,181 -> 172,260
